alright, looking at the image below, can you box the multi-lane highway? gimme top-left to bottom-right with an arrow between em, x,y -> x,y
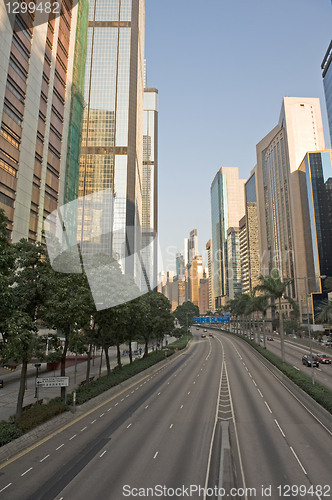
259,337 -> 332,391
0,329 -> 331,500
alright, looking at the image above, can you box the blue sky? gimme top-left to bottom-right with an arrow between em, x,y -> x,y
145,0 -> 332,274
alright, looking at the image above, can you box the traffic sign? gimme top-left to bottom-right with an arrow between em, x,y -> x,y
36,377 -> 69,387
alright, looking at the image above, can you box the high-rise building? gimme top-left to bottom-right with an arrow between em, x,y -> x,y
188,228 -> 198,262
256,97 -> 325,305
190,254 -> 203,307
206,239 -> 214,311
227,226 -> 242,299
210,167 -> 245,308
0,1 -> 84,242
245,169 -> 260,293
141,86 -> 158,290
297,151 -> 332,286
199,277 -> 209,315
322,41 -> 332,147
239,216 -> 249,294
176,252 -> 185,276
78,0 -> 145,283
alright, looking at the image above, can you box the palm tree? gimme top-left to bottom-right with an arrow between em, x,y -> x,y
316,299 -> 332,337
246,294 -> 271,348
255,270 -> 298,362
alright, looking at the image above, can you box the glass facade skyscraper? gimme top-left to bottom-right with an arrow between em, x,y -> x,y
210,167 -> 245,308
79,0 -> 145,282
299,151 -> 332,282
322,41 -> 332,147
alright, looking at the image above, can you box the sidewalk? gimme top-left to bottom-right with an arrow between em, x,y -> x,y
0,337 -> 176,422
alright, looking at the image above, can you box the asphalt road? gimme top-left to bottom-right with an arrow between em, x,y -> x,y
0,330 -> 331,500
259,337 -> 332,391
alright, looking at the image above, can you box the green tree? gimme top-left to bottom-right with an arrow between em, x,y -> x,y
2,312 -> 45,419
174,301 -> 199,329
245,294 -> 271,347
140,292 -> 174,357
40,251 -> 94,398
255,270 -> 298,362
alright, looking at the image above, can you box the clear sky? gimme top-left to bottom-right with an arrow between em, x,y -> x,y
144,0 -> 332,274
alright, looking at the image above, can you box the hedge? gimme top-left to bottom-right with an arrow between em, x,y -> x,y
0,421 -> 23,446
14,400 -> 69,433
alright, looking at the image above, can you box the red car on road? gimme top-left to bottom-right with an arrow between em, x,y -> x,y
315,353 -> 331,364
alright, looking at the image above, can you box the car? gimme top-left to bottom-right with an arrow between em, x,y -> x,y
302,355 -> 319,367
209,333 -> 214,338
315,353 -> 332,364
267,336 -> 274,341
201,334 -> 206,338
196,328 -> 199,330
203,329 -> 207,332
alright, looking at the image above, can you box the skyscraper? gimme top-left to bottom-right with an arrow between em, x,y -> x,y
244,168 -> 260,293
0,1 -> 83,242
78,0 -> 145,283
322,40 -> 332,147
210,167 -> 245,308
206,239 -> 214,312
141,86 -> 158,290
256,97 -> 325,304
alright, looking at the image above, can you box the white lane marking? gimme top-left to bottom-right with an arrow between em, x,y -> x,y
290,446 -> 307,474
21,467 -> 33,476
275,419 -> 285,437
158,392 -> 161,395
257,389 -> 263,397
170,424 -> 173,428
252,380 -> 257,386
100,413 -> 105,417
153,452 -> 158,459
91,419 -> 96,424
121,398 -> 124,401
108,408 -> 112,411
145,405 -> 149,409
126,395 -> 129,398
127,423 -> 132,428
115,403 -> 119,406
69,434 -> 76,440
131,391 -> 134,394
193,382 -> 196,384
40,454 -> 50,462
0,484 -> 12,493
188,392 -> 190,395
81,426 -> 87,431
293,366 -> 300,371
264,401 -> 272,413
248,373 -> 252,378
180,405 -> 183,409
100,451 -> 107,457
56,444 -> 64,450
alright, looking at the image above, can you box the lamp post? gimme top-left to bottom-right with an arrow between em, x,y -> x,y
34,363 -> 41,400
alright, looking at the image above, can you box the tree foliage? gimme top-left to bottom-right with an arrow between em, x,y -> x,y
174,301 -> 199,328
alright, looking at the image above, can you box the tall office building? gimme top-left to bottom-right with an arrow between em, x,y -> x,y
256,97 -> 325,303
245,168 -> 260,293
0,1 -> 82,241
190,254 -> 203,307
210,167 -> 245,308
78,0 -> 145,283
239,216 -> 249,294
206,239 -> 214,311
297,151 -> 332,286
141,86 -> 158,290
188,228 -> 198,262
176,252 -> 185,276
227,226 -> 242,299
322,41 -> 332,147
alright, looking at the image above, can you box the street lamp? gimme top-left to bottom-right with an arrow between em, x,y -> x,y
34,363 -> 41,400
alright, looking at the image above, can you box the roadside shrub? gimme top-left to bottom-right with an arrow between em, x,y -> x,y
15,400 -> 69,433
67,350 -> 175,406
0,421 -> 23,447
167,335 -> 192,351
